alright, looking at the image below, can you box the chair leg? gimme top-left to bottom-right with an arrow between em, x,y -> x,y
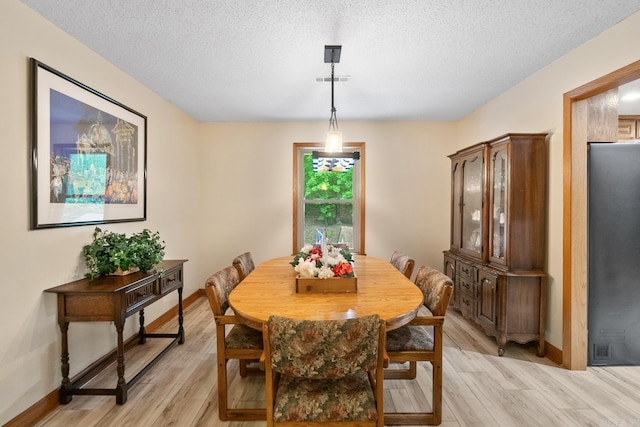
385,352 -> 443,425
432,327 -> 444,425
432,358 -> 442,425
217,356 -> 266,421
217,357 -> 229,421
239,359 -> 248,377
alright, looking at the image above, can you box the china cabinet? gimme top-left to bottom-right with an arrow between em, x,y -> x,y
443,133 -> 547,356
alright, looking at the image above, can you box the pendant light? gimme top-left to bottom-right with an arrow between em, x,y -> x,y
312,45 -> 359,172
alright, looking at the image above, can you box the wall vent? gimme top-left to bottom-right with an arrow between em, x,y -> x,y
592,343 -> 611,361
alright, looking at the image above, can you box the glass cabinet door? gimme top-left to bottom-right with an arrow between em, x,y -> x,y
490,147 -> 508,262
451,161 -> 462,250
461,154 -> 483,257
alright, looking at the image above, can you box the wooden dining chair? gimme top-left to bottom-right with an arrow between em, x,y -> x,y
232,251 -> 255,281
204,266 -> 265,421
262,314 -> 387,427
384,266 -> 453,426
390,250 -> 415,279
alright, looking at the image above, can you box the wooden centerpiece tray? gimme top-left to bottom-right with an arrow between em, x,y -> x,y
295,276 -> 357,293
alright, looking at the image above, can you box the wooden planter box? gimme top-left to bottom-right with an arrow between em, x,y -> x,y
296,276 -> 357,293
111,267 -> 140,276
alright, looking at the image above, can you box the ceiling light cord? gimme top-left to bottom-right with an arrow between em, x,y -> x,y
329,61 -> 339,132
324,45 -> 343,153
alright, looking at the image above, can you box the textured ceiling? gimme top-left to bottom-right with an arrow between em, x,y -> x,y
21,0 -> 640,122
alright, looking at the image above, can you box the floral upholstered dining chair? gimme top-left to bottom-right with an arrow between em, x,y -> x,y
262,314 -> 386,426
384,265 -> 453,426
390,250 -> 415,279
232,251 -> 255,281
204,265 -> 264,421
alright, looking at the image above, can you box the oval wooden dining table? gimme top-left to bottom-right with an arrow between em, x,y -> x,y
229,254 -> 424,331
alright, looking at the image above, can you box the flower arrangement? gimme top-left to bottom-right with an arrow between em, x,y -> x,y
290,244 -> 354,278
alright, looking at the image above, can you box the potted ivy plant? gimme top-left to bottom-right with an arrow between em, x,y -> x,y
83,227 -> 166,280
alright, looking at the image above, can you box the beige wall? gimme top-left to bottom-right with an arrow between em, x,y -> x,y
457,10 -> 640,349
3,0 -> 640,423
198,121 -> 455,272
0,1 -> 202,423
1,2 -> 455,422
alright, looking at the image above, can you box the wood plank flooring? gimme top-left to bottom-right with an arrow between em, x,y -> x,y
35,297 -> 640,426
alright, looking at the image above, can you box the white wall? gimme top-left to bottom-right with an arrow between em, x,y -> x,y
457,11 -> 640,348
0,1 -> 202,424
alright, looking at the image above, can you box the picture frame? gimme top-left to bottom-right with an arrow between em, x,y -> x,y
30,58 -> 147,229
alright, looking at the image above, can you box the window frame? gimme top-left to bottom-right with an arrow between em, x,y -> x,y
293,142 -> 365,254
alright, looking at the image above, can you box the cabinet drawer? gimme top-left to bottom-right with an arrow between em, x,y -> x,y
157,267 -> 183,295
457,261 -> 477,282
459,292 -> 476,319
458,277 -> 475,296
125,282 -> 156,313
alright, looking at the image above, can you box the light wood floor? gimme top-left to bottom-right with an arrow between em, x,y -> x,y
36,297 -> 640,427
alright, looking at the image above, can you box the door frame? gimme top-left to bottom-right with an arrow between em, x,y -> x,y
563,59 -> 640,369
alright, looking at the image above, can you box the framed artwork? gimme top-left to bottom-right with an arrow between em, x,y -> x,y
30,58 -> 147,229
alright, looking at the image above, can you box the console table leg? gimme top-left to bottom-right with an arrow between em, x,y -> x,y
138,309 -> 146,345
58,321 -> 72,404
115,323 -> 127,405
178,286 -> 185,344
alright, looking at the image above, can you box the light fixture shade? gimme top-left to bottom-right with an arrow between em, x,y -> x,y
325,130 -> 343,152
312,150 -> 360,172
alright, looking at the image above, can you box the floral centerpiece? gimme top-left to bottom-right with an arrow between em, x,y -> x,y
291,244 -> 356,293
291,244 -> 354,278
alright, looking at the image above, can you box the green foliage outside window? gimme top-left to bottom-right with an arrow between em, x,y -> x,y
303,154 -> 353,225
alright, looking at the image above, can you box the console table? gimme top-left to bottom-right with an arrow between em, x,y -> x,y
45,259 -> 187,404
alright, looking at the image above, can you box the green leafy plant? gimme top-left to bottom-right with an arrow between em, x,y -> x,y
83,227 -> 166,279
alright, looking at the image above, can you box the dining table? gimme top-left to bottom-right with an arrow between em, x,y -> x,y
229,254 -> 424,331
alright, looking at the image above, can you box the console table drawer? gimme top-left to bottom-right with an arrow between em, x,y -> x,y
158,268 -> 183,295
64,294 -> 114,321
125,282 -> 156,313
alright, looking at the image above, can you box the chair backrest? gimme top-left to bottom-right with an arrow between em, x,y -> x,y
414,266 -> 453,316
265,314 -> 383,379
232,252 -> 255,281
390,250 -> 415,279
205,266 -> 240,316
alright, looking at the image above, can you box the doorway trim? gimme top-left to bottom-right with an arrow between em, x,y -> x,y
563,59 -> 640,369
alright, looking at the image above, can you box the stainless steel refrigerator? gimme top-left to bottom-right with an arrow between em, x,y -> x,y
588,142 -> 640,366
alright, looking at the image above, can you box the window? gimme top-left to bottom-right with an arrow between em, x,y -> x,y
293,142 -> 365,254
